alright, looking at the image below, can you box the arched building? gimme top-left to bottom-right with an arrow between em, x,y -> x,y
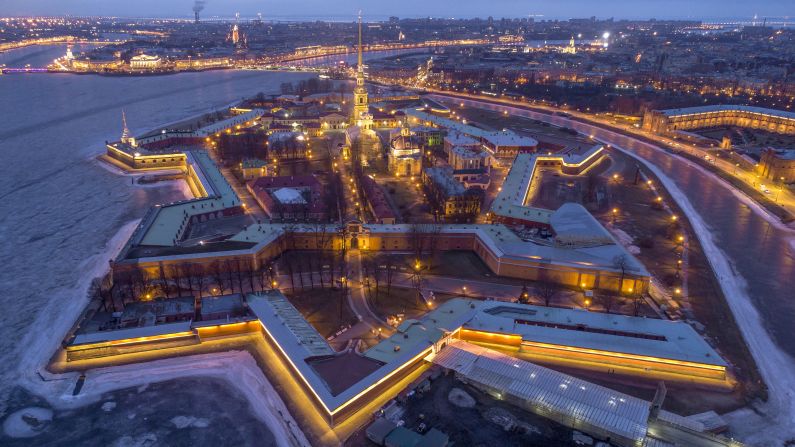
643,105 -> 795,137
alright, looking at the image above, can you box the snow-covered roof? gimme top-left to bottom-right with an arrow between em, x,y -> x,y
465,301 -> 727,367
247,291 -> 334,359
433,340 -> 650,443
658,104 -> 795,121
550,203 -> 615,246
129,151 -> 240,248
72,321 -> 193,346
272,187 -> 307,205
406,109 -> 538,149
364,298 -> 480,364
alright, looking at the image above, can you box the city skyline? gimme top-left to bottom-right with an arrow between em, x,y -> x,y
2,0 -> 793,21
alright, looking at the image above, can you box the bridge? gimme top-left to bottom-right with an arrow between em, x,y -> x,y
0,67 -> 51,74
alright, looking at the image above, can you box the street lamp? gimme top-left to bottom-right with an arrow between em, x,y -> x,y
612,207 -> 618,223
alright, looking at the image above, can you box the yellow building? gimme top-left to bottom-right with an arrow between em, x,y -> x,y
643,105 -> 795,136
129,54 -> 163,70
387,127 -> 423,176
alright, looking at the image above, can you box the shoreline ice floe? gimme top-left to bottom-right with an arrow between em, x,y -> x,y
613,144 -> 795,446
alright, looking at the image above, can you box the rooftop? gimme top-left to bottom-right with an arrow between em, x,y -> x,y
424,166 -> 468,197
132,151 -> 239,248
364,298 -> 481,364
406,109 -> 538,149
272,187 -> 307,205
658,104 -> 795,121
434,340 -> 650,443
247,291 -> 334,358
466,301 -> 727,367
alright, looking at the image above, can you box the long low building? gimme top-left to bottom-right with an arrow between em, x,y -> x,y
247,291 -> 479,425
460,301 -> 728,382
108,133 -> 648,293
406,108 -> 538,159
643,105 -> 795,136
66,296 -> 731,436
490,144 -> 605,227
433,341 -> 735,447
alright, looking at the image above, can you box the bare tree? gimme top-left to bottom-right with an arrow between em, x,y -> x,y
372,259 -> 383,301
518,283 -> 530,304
409,223 -> 427,267
209,260 -> 228,294
224,259 -> 237,293
158,262 -> 170,298
596,291 -> 618,314
130,267 -> 149,301
612,254 -> 629,294
385,255 -> 395,296
180,263 -> 195,297
234,259 -> 245,293
537,281 -> 559,307
113,270 -> 134,307
631,291 -> 644,316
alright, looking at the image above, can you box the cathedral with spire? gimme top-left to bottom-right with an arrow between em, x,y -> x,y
352,12 -> 373,130
345,12 -> 379,163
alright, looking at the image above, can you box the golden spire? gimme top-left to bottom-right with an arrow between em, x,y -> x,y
357,11 -> 363,72
121,110 -> 130,142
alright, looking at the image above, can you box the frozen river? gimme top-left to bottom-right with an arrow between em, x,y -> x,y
0,44 -> 315,444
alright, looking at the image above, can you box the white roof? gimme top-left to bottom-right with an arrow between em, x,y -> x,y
406,109 -> 538,149
72,321 -> 193,345
550,203 -> 615,246
135,151 -> 239,247
272,187 -> 306,204
465,301 -> 727,367
444,132 -> 480,147
434,341 -> 650,443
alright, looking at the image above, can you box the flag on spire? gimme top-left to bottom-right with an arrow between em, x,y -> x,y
357,10 -> 363,71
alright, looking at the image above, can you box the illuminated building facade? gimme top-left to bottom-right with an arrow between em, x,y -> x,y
643,105 -> 795,137
129,54 -> 162,70
352,13 -> 373,131
387,126 -> 423,176
758,148 -> 795,183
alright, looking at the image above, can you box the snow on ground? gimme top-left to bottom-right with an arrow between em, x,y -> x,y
12,220 -> 308,447
68,352 -> 310,447
2,407 -> 53,438
15,219 -> 142,395
438,95 -> 795,443
613,144 -> 795,446
606,225 -> 640,255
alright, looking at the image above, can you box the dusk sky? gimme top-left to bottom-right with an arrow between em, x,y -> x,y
3,0 -> 793,21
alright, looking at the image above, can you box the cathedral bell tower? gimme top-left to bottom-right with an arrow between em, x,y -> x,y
352,12 -> 372,130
